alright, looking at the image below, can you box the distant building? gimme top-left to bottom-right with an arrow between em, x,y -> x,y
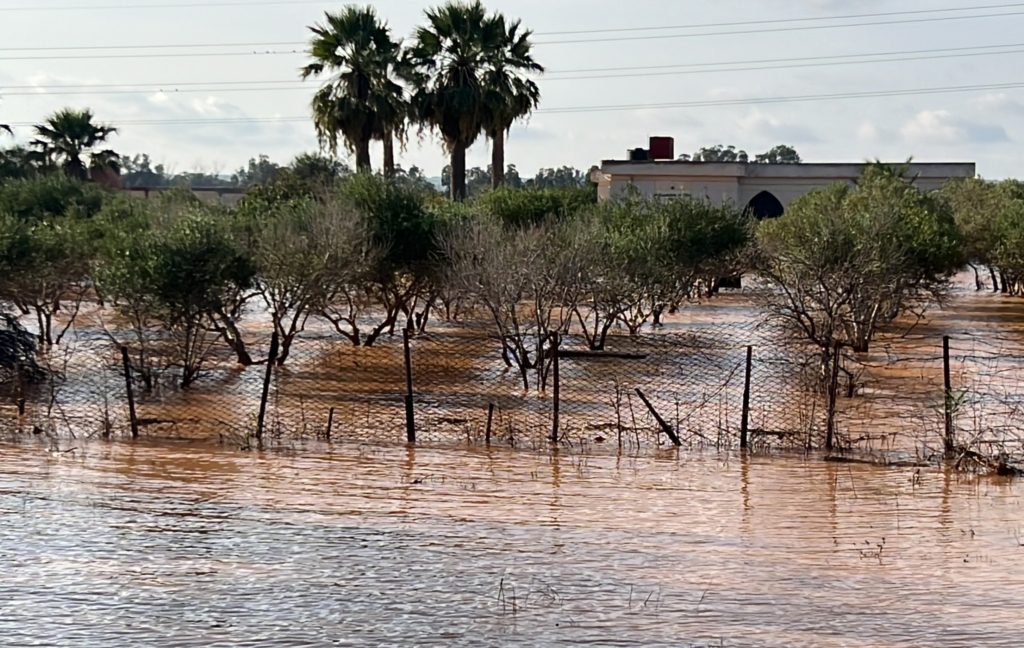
592,137 -> 976,218
123,186 -> 247,208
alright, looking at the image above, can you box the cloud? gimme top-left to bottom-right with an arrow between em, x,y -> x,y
736,109 -> 818,142
900,109 -> 1009,145
857,120 -> 880,142
972,93 -> 1024,115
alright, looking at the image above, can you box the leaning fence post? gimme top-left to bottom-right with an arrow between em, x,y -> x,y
740,345 -> 753,450
943,335 -> 955,458
551,332 -> 561,443
256,332 -> 279,443
403,328 -> 416,444
825,342 -> 841,451
325,406 -> 335,442
120,346 -> 139,439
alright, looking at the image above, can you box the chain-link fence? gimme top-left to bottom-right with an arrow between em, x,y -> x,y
2,308 -> 1023,467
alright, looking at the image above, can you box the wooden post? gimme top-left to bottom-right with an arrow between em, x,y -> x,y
120,346 -> 139,439
256,332 -> 279,443
551,333 -> 560,443
635,388 -> 682,447
403,328 -> 415,444
485,402 -> 495,446
326,406 -> 335,442
943,335 -> 955,458
825,342 -> 841,451
740,345 -> 753,450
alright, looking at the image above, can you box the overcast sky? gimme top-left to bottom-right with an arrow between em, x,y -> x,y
1,0 -> 1021,178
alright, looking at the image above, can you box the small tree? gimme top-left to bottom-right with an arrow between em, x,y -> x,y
99,207 -> 256,388
443,213 -> 575,389
239,193 -> 376,361
756,167 -> 962,361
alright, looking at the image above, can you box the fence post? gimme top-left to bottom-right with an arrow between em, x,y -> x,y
551,332 -> 560,443
403,328 -> 416,444
825,342 -> 841,452
943,335 -> 955,458
120,346 -> 139,439
256,332 -> 279,443
486,402 -> 495,446
740,345 -> 753,450
326,406 -> 335,442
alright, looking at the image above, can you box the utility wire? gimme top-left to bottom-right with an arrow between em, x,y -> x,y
6,80 -> 1024,126
6,42 -> 1024,95
3,5 -> 1024,56
0,0 -> 325,10
533,10 -> 1024,45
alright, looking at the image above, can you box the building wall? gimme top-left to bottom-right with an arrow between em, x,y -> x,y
596,161 -> 977,211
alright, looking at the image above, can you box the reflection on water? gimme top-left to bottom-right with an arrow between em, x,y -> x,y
1,440 -> 1022,647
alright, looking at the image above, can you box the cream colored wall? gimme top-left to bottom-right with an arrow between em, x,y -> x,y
609,176 -> 740,205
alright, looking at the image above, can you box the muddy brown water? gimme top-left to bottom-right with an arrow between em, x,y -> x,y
1,440 -> 1022,647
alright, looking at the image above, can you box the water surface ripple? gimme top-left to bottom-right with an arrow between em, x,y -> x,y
1,441 -> 1022,647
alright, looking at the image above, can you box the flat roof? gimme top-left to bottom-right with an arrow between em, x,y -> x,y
598,160 -> 976,180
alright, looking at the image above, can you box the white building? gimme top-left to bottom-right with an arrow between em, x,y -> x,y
592,139 -> 976,218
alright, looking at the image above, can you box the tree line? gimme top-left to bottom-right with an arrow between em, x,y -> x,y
3,161 -> 1021,395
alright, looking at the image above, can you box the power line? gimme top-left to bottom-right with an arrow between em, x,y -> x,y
533,10 -> 1024,45
0,0 -> 325,10
3,5 -> 1024,57
536,1 -> 1024,35
6,42 -> 1024,95
6,80 -> 1024,126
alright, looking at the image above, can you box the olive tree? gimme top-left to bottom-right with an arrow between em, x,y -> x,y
320,174 -> 439,346
98,206 -> 256,388
756,166 -> 962,358
239,193 -> 379,359
940,178 -> 1006,291
568,196 -> 751,349
443,213 -> 577,390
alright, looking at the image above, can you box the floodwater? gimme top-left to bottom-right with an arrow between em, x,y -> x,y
1,441 -> 1022,647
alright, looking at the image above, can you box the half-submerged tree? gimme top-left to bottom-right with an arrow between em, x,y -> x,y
302,6 -> 405,174
756,165 -> 962,359
31,108 -> 118,181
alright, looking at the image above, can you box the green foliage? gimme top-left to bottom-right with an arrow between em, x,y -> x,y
757,167 -> 961,352
98,205 -> 256,386
302,5 -> 405,172
755,145 -> 801,164
0,174 -> 106,221
336,172 -> 438,273
475,186 -> 595,228
31,108 -> 118,181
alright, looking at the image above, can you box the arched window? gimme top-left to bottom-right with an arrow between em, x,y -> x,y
745,191 -> 785,220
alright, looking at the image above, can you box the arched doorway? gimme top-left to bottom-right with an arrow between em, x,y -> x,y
745,191 -> 785,220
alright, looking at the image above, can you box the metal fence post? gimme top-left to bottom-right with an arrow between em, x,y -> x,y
551,332 -> 560,443
825,342 -> 841,451
256,332 -> 279,443
326,406 -> 335,442
486,402 -> 495,446
943,335 -> 955,458
403,328 -> 416,444
740,345 -> 753,450
120,346 -> 139,439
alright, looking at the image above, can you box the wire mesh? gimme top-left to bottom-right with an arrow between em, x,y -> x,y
1,304 -> 1022,466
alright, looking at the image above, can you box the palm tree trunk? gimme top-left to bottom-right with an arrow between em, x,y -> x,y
451,143 -> 467,201
383,131 -> 395,178
355,139 -> 372,173
491,129 -> 505,189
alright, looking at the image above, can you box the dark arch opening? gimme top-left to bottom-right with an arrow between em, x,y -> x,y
745,191 -> 785,220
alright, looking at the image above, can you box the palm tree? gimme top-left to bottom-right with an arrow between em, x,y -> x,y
481,16 -> 542,189
301,6 -> 405,175
31,108 -> 117,181
406,1 -> 503,201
